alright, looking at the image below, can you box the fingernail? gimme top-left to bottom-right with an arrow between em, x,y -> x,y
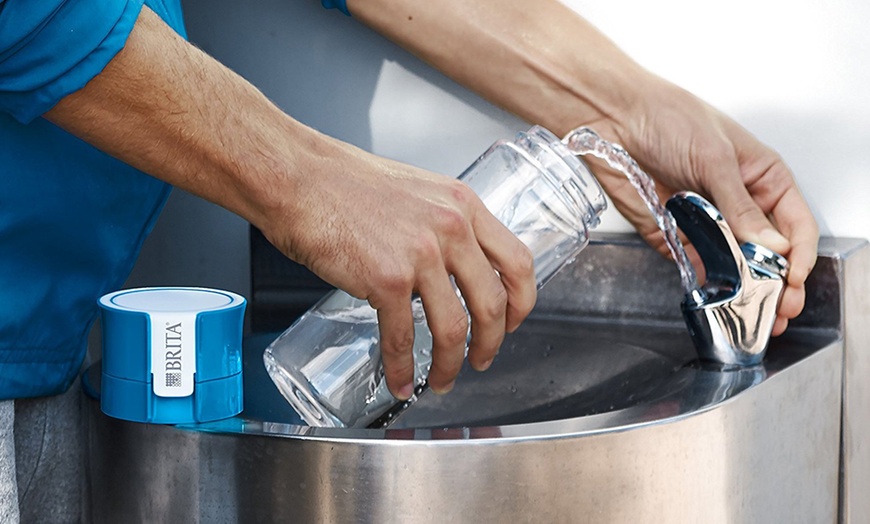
476,358 -> 494,372
759,228 -> 789,250
432,380 -> 455,395
397,382 -> 414,401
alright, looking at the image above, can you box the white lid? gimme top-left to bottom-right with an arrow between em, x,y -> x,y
100,287 -> 244,313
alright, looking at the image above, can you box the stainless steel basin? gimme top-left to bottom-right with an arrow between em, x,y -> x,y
83,235 -> 869,523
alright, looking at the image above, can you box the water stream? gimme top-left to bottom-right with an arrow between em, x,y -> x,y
561,126 -> 699,294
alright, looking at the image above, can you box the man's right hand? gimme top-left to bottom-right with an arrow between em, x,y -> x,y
259,138 -> 537,398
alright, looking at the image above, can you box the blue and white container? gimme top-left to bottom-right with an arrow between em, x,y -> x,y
98,287 -> 246,424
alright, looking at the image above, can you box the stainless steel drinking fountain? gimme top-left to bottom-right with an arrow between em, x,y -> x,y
666,191 -> 790,368
83,235 -> 869,523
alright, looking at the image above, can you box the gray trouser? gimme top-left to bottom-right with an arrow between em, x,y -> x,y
0,382 -> 83,524
0,401 -> 18,523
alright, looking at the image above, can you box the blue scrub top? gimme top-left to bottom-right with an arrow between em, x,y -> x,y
0,0 -> 187,399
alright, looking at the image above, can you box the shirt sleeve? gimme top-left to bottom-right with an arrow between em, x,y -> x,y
0,0 -> 145,124
321,0 -> 350,16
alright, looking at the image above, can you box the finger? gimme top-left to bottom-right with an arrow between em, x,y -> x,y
777,283 -> 806,322
376,299 -> 417,400
471,209 -> 536,332
417,267 -> 470,394
772,316 -> 789,337
768,186 -> 819,290
447,240 -> 509,372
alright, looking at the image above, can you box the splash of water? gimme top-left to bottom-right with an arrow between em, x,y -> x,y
561,126 -> 699,294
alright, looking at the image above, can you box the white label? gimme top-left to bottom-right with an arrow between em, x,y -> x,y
150,311 -> 197,397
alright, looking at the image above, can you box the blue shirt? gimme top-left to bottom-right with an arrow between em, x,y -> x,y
0,0 -> 187,398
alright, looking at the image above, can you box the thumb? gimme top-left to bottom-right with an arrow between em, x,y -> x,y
704,163 -> 789,255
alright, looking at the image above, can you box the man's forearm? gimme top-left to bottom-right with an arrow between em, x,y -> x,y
347,0 -> 648,138
44,6 -> 331,233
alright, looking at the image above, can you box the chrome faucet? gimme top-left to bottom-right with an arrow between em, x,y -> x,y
666,192 -> 789,368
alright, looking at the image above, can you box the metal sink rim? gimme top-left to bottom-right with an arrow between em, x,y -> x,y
169,327 -> 838,444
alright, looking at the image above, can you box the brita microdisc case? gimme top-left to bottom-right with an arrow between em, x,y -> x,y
98,287 -> 246,424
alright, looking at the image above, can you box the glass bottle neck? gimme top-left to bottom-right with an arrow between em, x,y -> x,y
514,126 -> 607,231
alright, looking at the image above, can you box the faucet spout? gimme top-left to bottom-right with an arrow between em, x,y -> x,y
666,192 -> 789,367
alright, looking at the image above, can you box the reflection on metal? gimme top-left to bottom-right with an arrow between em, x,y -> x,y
83,236 -> 866,524
667,192 -> 788,367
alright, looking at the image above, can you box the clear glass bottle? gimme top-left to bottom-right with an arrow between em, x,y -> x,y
263,126 -> 607,428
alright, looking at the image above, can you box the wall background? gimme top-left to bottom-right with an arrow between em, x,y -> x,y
126,0 -> 870,310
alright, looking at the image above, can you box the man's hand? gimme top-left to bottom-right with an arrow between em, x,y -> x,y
261,138 -> 537,397
598,77 -> 818,335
